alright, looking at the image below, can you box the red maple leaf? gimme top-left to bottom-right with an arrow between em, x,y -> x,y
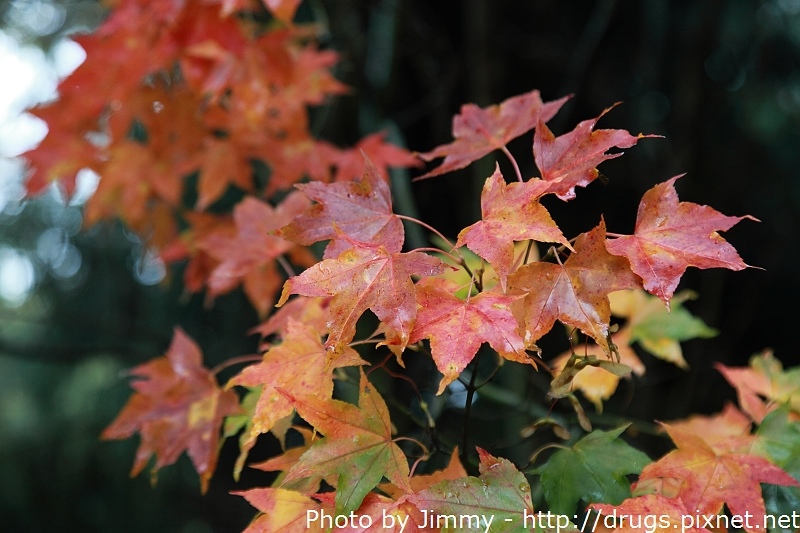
278,242 -> 445,353
200,192 -> 311,316
410,278 -> 532,394
456,165 -> 571,288
634,424 -> 798,531
592,494 -> 713,533
334,132 -> 421,182
279,157 -> 405,258
101,328 -> 240,493
416,90 -> 569,180
534,105 -> 650,200
605,176 -> 757,305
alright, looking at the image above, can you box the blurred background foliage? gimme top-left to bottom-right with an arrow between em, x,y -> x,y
1,0 -> 799,531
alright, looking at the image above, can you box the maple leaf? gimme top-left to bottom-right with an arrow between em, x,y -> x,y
609,289 -> 717,369
716,350 -> 800,422
278,242 -> 445,353
250,296 -> 330,342
278,372 -> 412,514
235,487 -> 326,533
533,105 -> 651,200
192,138 -> 253,210
509,220 -> 640,352
634,423 -> 798,531
101,328 -> 239,493
333,132 -> 422,182
23,131 -> 99,197
551,330 -> 645,411
752,406 -> 800,531
262,137 -> 340,194
200,192 -> 310,316
409,278 -> 532,394
456,165 -> 572,288
605,176 -> 757,305
416,90 -> 569,180
314,492 -> 430,533
251,425 -> 329,495
160,211 -> 235,294
381,448 -> 468,500
592,494 -> 713,533
411,448 -> 535,532
228,320 -> 364,462
278,156 -> 405,258
667,403 -> 754,454
534,426 -> 651,515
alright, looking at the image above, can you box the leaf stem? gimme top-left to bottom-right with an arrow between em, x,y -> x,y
525,442 -> 570,470
397,214 -> 479,279
396,214 -> 455,249
605,231 -> 626,238
211,354 -> 264,377
347,339 -> 382,347
500,145 -> 524,182
393,436 -> 429,458
276,255 -> 296,278
409,247 -> 461,264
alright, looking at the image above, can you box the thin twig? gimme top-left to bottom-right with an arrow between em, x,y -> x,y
211,354 -> 264,376
501,145 -> 524,182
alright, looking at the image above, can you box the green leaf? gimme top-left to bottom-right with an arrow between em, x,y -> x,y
630,301 -> 717,342
279,372 -> 411,515
753,405 -> 800,533
532,426 -> 650,515
617,290 -> 717,369
413,448 -> 536,533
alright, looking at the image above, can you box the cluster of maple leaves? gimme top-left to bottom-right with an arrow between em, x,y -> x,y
21,0 -> 800,531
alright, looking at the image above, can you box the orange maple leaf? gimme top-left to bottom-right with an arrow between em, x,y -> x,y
278,372 -> 412,514
667,403 -> 754,453
228,320 -> 365,451
200,192 -> 311,316
101,328 -> 239,493
716,350 -> 800,423
592,493 -> 713,533
235,487 -> 326,533
509,220 -> 641,352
